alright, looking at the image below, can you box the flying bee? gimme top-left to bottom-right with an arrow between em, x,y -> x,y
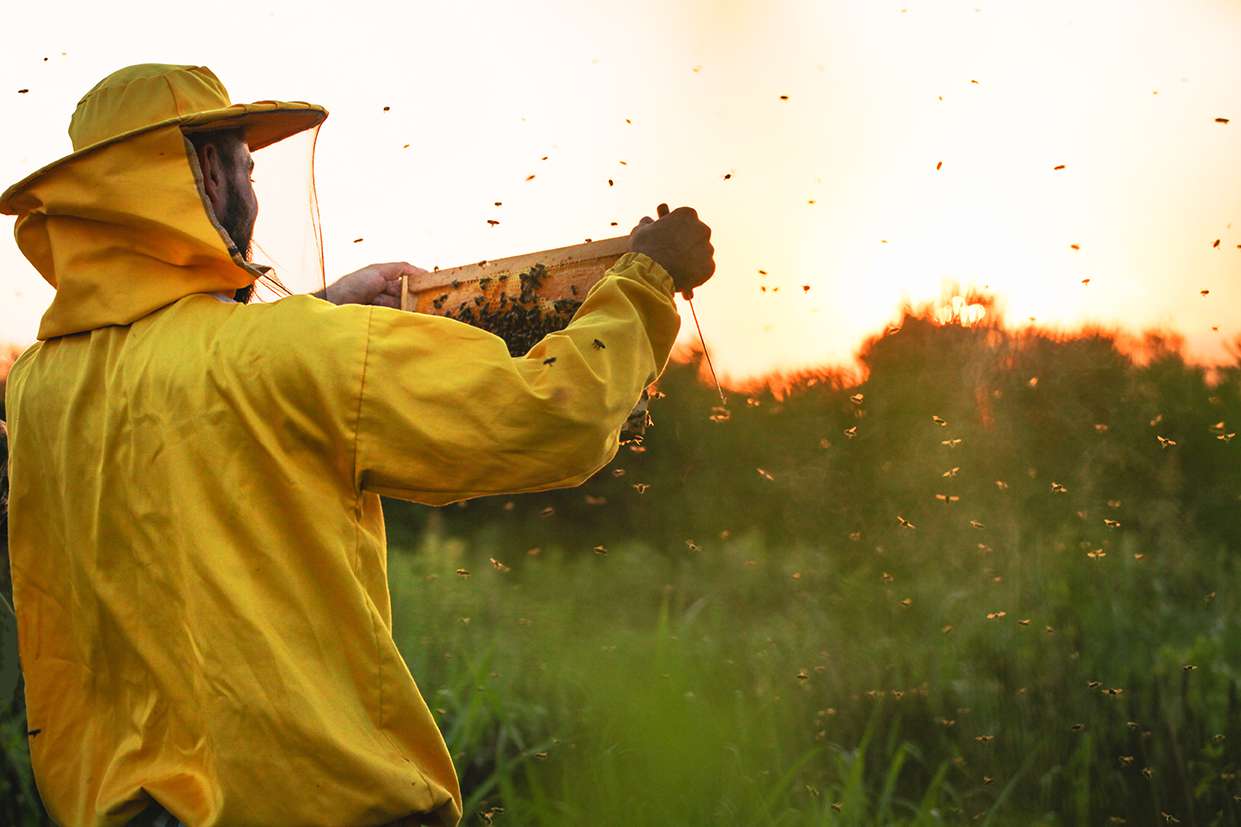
593,545 -> 608,556
1107,499 -> 1122,508
969,520 -> 984,529
1183,664 -> 1197,672
709,406 -> 731,423
975,735 -> 995,743
844,426 -> 858,439
1087,680 -> 1102,689
1094,423 -> 1109,433
489,558 -> 511,573
685,539 -> 701,552
995,480 -> 1008,490
985,611 -> 1006,620
1050,481 -> 1068,494
935,493 -> 960,504
632,482 -> 650,494
1141,767 -> 1153,779
819,437 -> 831,449
796,669 -> 810,681
1104,518 -> 1120,528
1071,723 -> 1086,732
611,468 -> 626,478
543,356 -> 557,365
592,338 -> 606,349
1219,432 -> 1237,442
746,397 -> 762,407
849,393 -> 864,406
1210,421 -> 1225,431
756,468 -> 775,481
898,597 -> 913,608
1086,548 -> 1106,559
455,568 -> 471,578
941,438 -> 963,448
943,467 -> 961,478
848,531 -> 862,541
881,571 -> 894,583
584,495 -> 607,506
539,506 -> 555,518
932,415 -> 948,427
1017,618 -> 1031,626
896,515 -> 916,529
1156,435 -> 1176,448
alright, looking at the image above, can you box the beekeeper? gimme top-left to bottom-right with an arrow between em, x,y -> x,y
0,63 -> 714,827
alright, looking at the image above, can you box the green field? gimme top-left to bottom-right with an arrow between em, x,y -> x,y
3,304 -> 1240,824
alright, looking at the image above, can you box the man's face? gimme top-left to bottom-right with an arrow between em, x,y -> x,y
216,140 -> 258,261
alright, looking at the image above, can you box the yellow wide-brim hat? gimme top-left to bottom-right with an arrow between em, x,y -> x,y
0,63 -> 327,215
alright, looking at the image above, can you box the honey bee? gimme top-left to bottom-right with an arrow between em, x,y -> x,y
1107,499 -> 1122,508
1219,432 -> 1237,442
746,397 -> 762,407
455,568 -> 471,578
540,506 -> 555,518
819,437 -> 831,449
932,415 -> 948,427
1156,435 -> 1176,448
489,558 -> 511,573
592,338 -> 606,349
543,357 -> 557,365
848,531 -> 862,541
995,480 -> 1009,490
941,438 -> 963,448
1142,767 -> 1153,779
593,545 -> 608,556
881,572 -> 894,583
943,467 -> 961,478
985,611 -> 1006,620
632,482 -> 650,494
584,495 -> 607,506
756,468 -> 775,481
1161,812 -> 1180,824
685,539 -> 701,552
1071,723 -> 1086,732
1086,548 -> 1106,559
849,393 -> 864,406
942,624 -> 955,634
709,406 -> 732,423
898,597 -> 913,607
974,735 -> 995,743
1183,664 -> 1197,672
1103,518 -> 1120,528
896,515 -> 916,529
1017,618 -> 1031,626
1050,481 -> 1068,494
935,493 -> 960,504
969,520 -> 984,529
844,425 -> 858,439
796,669 -> 810,681
1087,680 -> 1102,689
1094,423 -> 1109,433
611,468 -> 626,478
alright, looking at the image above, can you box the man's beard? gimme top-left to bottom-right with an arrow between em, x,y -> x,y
218,188 -> 255,304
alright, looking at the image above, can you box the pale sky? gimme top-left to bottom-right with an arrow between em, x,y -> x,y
2,0 -> 1240,382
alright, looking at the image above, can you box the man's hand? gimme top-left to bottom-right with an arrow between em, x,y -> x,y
628,204 -> 715,297
314,262 -> 429,308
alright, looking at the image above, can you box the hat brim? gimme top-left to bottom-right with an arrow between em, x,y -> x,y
0,101 -> 328,215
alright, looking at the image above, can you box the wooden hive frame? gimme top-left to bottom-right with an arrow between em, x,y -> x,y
399,235 -> 631,314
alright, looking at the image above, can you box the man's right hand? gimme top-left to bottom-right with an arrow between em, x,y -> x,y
628,204 -> 715,297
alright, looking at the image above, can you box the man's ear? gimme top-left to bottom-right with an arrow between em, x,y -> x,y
198,143 -> 227,216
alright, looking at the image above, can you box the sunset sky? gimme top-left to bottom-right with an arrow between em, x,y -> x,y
2,0 -> 1240,382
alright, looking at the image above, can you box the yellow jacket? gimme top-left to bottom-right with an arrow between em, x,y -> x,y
2,119 -> 680,825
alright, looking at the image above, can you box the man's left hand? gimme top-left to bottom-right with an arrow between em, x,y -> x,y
315,262 -> 429,308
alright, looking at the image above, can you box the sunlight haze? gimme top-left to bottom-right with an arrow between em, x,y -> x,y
2,0 -> 1240,382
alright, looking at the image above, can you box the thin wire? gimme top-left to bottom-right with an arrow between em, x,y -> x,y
687,296 -> 726,404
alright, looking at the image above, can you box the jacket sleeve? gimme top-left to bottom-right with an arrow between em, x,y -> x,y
353,251 -> 681,505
